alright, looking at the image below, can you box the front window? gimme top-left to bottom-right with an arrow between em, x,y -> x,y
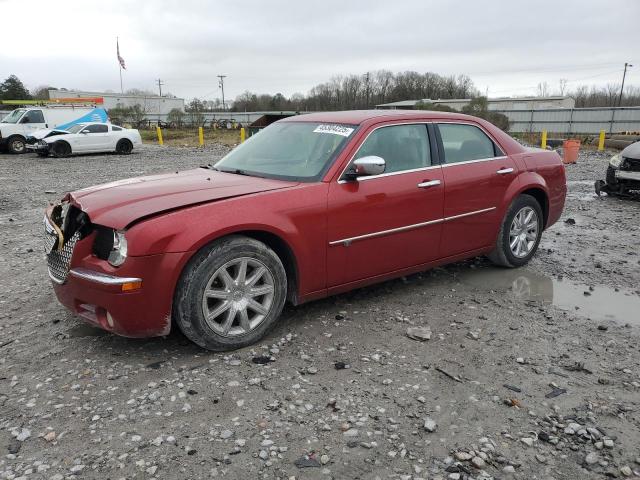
22,110 -> 45,124
353,124 -> 431,173
1,109 -> 26,124
82,124 -> 108,133
214,121 -> 356,181
67,124 -> 86,133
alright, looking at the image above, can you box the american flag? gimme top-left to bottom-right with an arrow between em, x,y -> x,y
117,38 -> 126,70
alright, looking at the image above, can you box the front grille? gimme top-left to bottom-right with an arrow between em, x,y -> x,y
46,231 -> 80,284
623,157 -> 640,172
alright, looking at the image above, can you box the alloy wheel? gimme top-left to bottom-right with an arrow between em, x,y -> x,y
201,257 -> 275,337
509,206 -> 539,258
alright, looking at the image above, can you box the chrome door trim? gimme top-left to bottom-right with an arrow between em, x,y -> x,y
329,207 -> 496,246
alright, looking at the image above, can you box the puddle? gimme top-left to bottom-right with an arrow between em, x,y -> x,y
457,267 -> 640,326
67,323 -> 109,337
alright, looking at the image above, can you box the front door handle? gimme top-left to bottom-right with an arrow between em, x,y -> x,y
496,167 -> 514,175
418,179 -> 441,189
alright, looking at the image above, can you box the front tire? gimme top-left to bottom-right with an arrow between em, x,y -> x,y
173,235 -> 287,351
488,194 -> 543,268
51,141 -> 71,158
7,136 -> 26,154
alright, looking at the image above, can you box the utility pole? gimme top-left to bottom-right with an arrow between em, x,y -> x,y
364,72 -> 370,108
217,75 -> 227,110
617,62 -> 633,107
156,79 -> 164,97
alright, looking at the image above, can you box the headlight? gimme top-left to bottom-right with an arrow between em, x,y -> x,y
609,154 -> 622,168
108,231 -> 128,266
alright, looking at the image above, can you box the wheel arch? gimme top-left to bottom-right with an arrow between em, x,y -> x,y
53,139 -> 72,152
175,228 -> 300,306
504,172 -> 550,228
519,187 -> 549,228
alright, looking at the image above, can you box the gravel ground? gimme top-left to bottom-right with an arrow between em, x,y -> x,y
1,145 -> 639,480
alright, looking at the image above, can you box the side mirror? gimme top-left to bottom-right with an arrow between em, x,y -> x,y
80,130 -> 89,134
352,156 -> 385,178
20,117 -> 30,124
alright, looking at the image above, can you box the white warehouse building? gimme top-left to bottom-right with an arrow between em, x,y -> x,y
377,96 -> 575,111
48,89 -> 185,115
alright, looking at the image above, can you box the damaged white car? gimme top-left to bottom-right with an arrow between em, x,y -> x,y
26,122 -> 142,158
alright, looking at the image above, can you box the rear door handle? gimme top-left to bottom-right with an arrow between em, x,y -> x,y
418,179 -> 441,189
496,167 -> 514,175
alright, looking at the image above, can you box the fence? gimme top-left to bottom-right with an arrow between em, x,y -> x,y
494,106 -> 640,134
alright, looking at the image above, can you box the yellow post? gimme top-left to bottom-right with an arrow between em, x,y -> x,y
598,130 -> 605,151
156,126 -> 164,146
540,130 -> 547,149
240,127 -> 246,143
198,126 -> 204,146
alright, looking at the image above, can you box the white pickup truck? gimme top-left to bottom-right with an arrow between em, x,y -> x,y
0,107 -> 106,154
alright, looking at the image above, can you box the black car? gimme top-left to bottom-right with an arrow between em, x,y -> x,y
596,141 -> 640,196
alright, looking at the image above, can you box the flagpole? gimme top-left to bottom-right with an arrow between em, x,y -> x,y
117,36 -> 123,93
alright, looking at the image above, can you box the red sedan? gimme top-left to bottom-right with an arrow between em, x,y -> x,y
44,110 -> 566,350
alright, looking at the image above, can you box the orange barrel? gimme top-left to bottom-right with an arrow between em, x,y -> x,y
562,139 -> 580,164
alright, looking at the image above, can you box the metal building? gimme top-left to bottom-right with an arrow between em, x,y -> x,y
48,89 -> 185,115
376,96 -> 575,111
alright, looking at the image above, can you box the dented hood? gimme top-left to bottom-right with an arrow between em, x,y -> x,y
67,168 -> 298,229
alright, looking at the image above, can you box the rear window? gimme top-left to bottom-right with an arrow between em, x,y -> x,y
112,126 -> 122,131
437,123 -> 502,164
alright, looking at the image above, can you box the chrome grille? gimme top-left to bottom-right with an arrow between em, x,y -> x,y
45,227 -> 80,284
46,231 -> 79,283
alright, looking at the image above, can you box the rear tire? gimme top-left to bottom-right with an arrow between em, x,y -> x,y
7,136 -> 26,154
116,139 -> 133,154
173,235 -> 287,351
488,194 -> 543,268
51,141 -> 71,158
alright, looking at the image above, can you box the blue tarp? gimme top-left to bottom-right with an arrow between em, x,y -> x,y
55,108 -> 108,131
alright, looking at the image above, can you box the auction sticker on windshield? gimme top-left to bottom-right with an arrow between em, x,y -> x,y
313,124 -> 354,137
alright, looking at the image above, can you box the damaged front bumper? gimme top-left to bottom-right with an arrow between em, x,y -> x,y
44,205 -> 184,338
26,140 -> 50,154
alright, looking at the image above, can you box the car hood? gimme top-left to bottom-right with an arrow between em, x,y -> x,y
621,141 -> 640,160
66,168 -> 299,229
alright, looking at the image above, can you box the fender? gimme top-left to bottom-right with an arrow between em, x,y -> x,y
125,183 -> 329,297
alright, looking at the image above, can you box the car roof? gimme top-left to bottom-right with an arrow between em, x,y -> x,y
280,109 -> 478,125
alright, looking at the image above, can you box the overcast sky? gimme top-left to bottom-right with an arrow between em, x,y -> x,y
1,0 -> 638,101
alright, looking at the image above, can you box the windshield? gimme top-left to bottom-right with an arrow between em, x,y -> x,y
214,121 -> 357,181
1,109 -> 26,124
67,124 -> 86,133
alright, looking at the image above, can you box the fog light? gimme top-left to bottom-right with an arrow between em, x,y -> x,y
106,311 -> 115,327
121,280 -> 142,292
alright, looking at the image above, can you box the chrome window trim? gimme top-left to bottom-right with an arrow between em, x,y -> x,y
69,268 -> 141,285
343,164 -> 442,183
436,121 -> 506,165
440,155 -> 508,168
336,121 -> 435,183
329,207 -> 496,246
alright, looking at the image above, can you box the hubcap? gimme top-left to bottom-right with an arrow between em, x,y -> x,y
201,257 -> 275,337
11,140 -> 25,153
509,207 -> 539,258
